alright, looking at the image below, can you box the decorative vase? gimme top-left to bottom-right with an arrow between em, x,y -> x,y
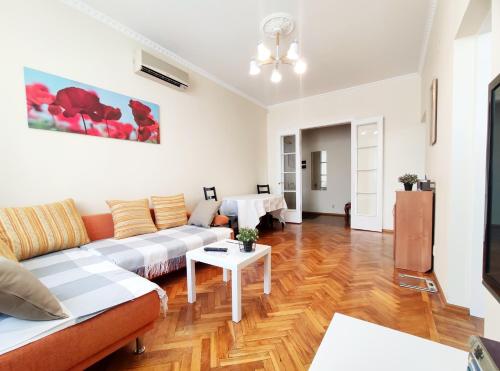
243,241 -> 254,252
404,183 -> 413,191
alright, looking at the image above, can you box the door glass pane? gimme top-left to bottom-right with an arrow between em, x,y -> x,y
284,173 -> 296,191
284,192 -> 296,210
357,194 -> 376,216
357,170 -> 377,193
283,135 -> 296,153
358,147 -> 377,170
283,154 -> 295,172
357,124 -> 378,147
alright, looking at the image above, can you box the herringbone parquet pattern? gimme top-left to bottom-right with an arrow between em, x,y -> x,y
90,216 -> 483,370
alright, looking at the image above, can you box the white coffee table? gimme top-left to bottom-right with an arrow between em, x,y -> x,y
185,239 -> 271,323
310,313 -> 467,370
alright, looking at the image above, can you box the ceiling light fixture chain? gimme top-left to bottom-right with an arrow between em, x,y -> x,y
249,13 -> 307,83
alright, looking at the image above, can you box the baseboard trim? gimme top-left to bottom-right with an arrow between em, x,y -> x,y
382,229 -> 394,234
302,211 -> 346,217
429,271 -> 473,315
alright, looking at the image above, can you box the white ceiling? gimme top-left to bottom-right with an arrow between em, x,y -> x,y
77,0 -> 433,107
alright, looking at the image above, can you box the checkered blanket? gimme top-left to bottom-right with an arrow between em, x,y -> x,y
0,248 -> 166,355
81,225 -> 232,279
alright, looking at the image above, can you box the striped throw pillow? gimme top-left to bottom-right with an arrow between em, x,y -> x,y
106,199 -> 157,239
151,194 -> 188,230
0,199 -> 90,261
0,238 -> 17,262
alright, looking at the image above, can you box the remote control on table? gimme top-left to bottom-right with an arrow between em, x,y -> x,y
204,247 -> 228,252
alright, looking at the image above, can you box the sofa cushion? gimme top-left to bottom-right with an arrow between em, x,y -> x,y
188,200 -> 221,228
151,194 -> 188,230
81,224 -> 232,279
0,257 -> 67,320
0,199 -> 90,261
106,199 -> 157,239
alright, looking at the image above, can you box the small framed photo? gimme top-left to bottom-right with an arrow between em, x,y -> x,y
430,78 -> 438,145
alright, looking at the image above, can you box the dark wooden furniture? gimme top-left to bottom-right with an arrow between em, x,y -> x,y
394,191 -> 434,272
257,184 -> 271,194
344,202 -> 351,227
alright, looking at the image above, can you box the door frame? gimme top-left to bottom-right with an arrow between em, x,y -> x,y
350,116 -> 384,232
277,129 -> 302,223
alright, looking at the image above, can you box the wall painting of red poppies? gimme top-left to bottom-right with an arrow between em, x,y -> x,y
24,67 -> 160,143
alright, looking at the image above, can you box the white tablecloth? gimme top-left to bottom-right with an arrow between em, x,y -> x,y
220,194 -> 287,228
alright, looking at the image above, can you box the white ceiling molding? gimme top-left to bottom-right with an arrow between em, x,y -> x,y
59,0 -> 268,109
418,0 -> 437,74
268,73 -> 420,109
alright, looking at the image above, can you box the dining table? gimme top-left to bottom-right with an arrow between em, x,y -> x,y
220,193 -> 287,229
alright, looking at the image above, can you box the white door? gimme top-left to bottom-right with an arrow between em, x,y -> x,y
351,117 -> 384,231
279,132 -> 302,223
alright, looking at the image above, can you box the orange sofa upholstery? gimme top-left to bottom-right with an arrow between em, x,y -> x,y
0,291 -> 159,371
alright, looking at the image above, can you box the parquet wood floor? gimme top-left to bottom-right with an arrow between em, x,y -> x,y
90,216 -> 483,370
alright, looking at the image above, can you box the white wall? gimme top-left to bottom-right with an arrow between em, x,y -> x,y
301,124 -> 351,214
421,0 -> 500,338
267,74 -> 425,230
0,0 -> 267,214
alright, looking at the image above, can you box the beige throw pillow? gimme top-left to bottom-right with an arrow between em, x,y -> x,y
188,200 -> 221,228
151,194 -> 188,230
0,257 -> 68,321
106,199 -> 157,239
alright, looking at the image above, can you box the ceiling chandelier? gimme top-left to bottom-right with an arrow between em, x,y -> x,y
249,13 -> 307,84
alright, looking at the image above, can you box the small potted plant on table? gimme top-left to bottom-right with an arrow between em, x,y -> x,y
236,228 -> 259,252
398,173 -> 418,191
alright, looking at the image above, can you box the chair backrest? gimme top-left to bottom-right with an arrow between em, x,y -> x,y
203,186 -> 218,201
257,184 -> 271,194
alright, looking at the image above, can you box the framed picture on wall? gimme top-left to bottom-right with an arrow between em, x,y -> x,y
24,67 -> 160,144
430,78 -> 438,145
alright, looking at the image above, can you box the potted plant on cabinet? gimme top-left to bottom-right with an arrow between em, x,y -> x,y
398,173 -> 418,191
236,228 -> 259,252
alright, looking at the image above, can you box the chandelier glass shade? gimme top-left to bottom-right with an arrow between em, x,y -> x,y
249,31 -> 306,84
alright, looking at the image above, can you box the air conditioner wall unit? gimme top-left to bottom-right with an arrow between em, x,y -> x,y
134,49 -> 189,90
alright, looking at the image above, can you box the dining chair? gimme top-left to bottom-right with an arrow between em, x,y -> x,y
257,184 -> 271,194
203,186 -> 218,201
203,186 -> 237,231
256,184 -> 284,231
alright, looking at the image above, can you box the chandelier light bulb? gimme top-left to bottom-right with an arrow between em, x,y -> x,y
270,67 -> 282,83
287,40 -> 299,60
294,59 -> 307,74
257,42 -> 271,61
249,60 -> 261,75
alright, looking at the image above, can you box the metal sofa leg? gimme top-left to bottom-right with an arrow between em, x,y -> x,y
134,337 -> 146,355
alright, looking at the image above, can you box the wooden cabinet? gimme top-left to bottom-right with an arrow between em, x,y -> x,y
394,191 -> 433,272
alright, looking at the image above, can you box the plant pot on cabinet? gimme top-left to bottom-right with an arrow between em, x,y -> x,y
404,183 -> 413,191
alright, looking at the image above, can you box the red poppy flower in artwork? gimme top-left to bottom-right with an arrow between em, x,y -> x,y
137,123 -> 159,142
86,127 -> 103,137
26,83 -> 54,112
129,99 -> 151,122
48,104 -> 62,116
101,105 -> 122,121
53,87 -> 104,122
107,121 -> 134,140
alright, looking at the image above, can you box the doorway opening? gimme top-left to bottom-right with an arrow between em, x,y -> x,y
301,123 -> 351,227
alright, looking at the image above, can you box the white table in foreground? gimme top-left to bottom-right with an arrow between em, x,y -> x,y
220,194 -> 287,228
185,240 -> 271,323
310,313 -> 467,371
